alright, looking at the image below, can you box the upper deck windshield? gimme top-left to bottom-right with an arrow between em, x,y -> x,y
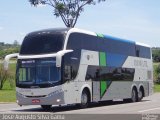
20,33 -> 65,55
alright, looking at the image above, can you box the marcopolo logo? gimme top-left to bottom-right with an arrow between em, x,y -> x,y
86,54 -> 94,61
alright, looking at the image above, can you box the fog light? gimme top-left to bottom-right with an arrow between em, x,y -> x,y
16,100 -> 19,103
57,99 -> 61,102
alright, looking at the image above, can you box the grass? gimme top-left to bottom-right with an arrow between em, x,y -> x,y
0,62 -> 16,102
153,62 -> 160,93
0,81 -> 16,102
153,62 -> 160,66
153,62 -> 160,81
154,83 -> 160,93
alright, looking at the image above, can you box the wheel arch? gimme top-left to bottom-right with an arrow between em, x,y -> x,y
138,84 -> 145,97
80,84 -> 92,102
131,84 -> 138,92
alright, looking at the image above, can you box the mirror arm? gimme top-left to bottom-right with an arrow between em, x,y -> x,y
56,50 -> 73,67
3,53 -> 19,71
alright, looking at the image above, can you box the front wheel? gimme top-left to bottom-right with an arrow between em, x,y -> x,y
41,105 -> 52,110
80,90 -> 89,108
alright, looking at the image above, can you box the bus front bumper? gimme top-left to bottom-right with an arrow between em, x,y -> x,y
16,92 -> 65,106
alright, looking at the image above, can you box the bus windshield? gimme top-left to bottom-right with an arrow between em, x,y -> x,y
16,58 -> 61,87
20,33 -> 65,55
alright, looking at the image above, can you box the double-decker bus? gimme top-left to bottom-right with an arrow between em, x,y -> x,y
4,28 -> 153,110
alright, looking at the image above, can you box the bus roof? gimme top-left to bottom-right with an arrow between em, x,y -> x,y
136,42 -> 151,48
68,28 -> 150,48
25,28 -> 150,48
26,28 -> 70,36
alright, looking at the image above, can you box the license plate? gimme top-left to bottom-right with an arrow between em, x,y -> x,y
32,99 -> 40,103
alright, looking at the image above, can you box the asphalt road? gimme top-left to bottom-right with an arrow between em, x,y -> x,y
0,93 -> 160,114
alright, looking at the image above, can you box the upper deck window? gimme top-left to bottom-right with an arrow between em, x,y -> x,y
20,33 -> 65,55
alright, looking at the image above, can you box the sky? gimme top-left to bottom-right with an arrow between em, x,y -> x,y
0,0 -> 160,47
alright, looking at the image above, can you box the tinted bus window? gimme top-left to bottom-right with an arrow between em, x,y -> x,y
65,33 -> 100,80
67,33 -> 82,50
67,33 -> 136,56
102,37 -> 136,56
20,33 -> 64,55
136,45 -> 151,59
67,33 -> 98,51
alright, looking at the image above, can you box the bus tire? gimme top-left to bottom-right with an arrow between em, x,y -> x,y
138,87 -> 144,102
41,105 -> 52,110
131,88 -> 138,102
80,89 -> 89,108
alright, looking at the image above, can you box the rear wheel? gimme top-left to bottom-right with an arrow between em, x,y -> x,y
131,88 -> 138,102
41,105 -> 52,110
138,88 -> 143,101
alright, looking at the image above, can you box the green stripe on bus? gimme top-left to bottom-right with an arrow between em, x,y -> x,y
100,52 -> 106,66
100,80 -> 107,97
97,33 -> 104,38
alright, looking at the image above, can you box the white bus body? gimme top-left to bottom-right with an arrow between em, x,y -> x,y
5,28 -> 153,109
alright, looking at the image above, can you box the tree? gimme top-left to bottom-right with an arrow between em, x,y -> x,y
13,40 -> 19,46
0,64 -> 15,90
155,64 -> 160,84
29,0 -> 105,28
0,65 -> 9,89
152,48 -> 160,62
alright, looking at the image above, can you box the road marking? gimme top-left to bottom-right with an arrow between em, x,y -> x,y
139,107 -> 160,113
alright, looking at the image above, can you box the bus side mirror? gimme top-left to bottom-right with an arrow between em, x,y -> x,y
56,50 -> 73,67
3,53 -> 19,71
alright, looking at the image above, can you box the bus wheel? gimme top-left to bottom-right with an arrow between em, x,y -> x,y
80,90 -> 89,108
41,105 -> 52,110
131,88 -> 138,102
138,88 -> 144,102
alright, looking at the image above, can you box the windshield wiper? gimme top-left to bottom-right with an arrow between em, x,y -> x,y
44,81 -> 58,84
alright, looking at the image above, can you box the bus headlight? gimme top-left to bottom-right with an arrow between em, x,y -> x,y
56,99 -> 61,102
17,92 -> 26,98
48,92 -> 55,97
48,89 -> 63,97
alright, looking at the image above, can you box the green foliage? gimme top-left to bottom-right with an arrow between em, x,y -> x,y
155,64 -> 160,74
0,42 -> 20,58
0,81 -> 16,102
29,0 -> 105,27
155,64 -> 160,84
0,62 -> 16,90
0,63 -> 13,90
0,41 -> 18,90
154,63 -> 158,81
0,65 -> 8,89
152,47 -> 160,62
154,83 -> 160,92
0,63 -> 16,102
0,89 -> 16,102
